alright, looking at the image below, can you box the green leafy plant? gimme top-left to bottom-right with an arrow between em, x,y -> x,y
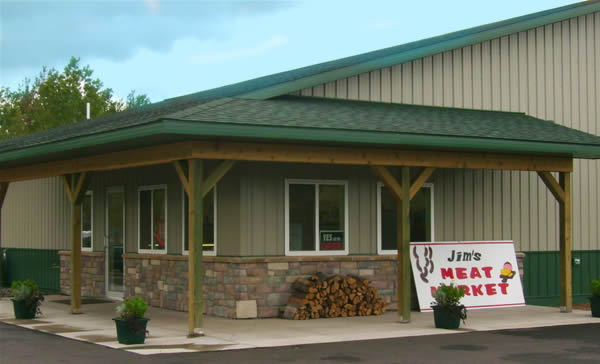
116,296 -> 147,320
11,279 -> 44,315
115,296 -> 149,337
591,278 -> 600,297
432,282 -> 467,322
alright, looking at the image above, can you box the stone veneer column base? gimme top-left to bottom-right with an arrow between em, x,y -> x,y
118,252 -> 527,320
59,251 -> 105,298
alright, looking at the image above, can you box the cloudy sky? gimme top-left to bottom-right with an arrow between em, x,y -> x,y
1,0 -> 578,103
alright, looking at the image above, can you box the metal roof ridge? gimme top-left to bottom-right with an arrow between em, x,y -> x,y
235,1 -> 599,99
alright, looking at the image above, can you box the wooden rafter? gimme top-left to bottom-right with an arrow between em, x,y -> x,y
0,140 -> 573,183
173,160 -> 190,195
409,167 -> 436,200
0,182 -> 9,209
370,165 -> 403,200
370,166 -> 436,202
537,171 -> 565,203
175,160 -> 236,199
61,175 -> 73,202
200,160 -> 235,198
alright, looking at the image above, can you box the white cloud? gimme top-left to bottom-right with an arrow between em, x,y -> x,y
189,35 -> 288,65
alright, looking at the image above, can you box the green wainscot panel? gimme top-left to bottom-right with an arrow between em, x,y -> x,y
522,250 -> 600,307
1,248 -> 61,293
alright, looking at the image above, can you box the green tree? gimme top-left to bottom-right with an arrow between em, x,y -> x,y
0,57 -> 151,140
126,90 -> 152,109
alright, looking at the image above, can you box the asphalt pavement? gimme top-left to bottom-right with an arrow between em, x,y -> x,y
2,321 -> 599,363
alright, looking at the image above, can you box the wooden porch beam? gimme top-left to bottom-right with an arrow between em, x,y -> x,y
0,141 -> 572,183
0,141 -> 194,183
537,171 -> 565,203
559,172 -> 572,312
409,167 -> 436,200
191,141 -> 573,172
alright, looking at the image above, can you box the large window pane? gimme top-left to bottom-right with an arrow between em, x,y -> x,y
81,193 -> 92,249
107,191 -> 124,293
289,184 -> 315,251
184,188 -> 215,253
381,187 -> 397,251
139,190 -> 152,250
152,189 -> 166,250
319,185 -> 345,251
381,186 -> 432,251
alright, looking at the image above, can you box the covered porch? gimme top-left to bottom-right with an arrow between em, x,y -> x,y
0,96 -> 599,336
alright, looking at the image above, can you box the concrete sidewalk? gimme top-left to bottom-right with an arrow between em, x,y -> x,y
1,295 -> 598,355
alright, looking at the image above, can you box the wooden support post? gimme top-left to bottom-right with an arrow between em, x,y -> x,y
371,165 -> 435,322
559,172 -> 572,312
173,159 -> 235,336
62,173 -> 90,314
188,159 -> 204,336
71,192 -> 82,314
397,167 -> 411,322
0,182 -> 9,287
536,170 -> 572,312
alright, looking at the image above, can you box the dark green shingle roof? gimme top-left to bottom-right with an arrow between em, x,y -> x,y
170,96 -> 600,147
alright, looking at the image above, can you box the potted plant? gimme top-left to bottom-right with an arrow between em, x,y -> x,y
431,282 -> 467,329
10,279 -> 44,319
590,277 -> 600,318
113,296 -> 150,345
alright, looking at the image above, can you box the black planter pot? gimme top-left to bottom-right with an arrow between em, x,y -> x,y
590,296 -> 600,318
432,305 -> 464,329
12,299 -> 36,319
113,317 -> 150,345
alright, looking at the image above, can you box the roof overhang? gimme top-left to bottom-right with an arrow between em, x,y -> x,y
0,118 -> 584,182
0,117 -> 598,170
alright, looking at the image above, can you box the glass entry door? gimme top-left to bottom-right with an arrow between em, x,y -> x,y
105,187 -> 125,299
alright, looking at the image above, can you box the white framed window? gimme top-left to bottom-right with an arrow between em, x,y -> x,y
81,191 -> 93,251
285,179 -> 349,256
377,182 -> 434,255
182,185 -> 217,256
138,185 -> 167,254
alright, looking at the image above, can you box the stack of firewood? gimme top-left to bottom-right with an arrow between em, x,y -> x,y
282,273 -> 387,320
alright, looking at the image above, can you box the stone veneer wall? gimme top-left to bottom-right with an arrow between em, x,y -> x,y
59,251 -> 105,298
60,251 -> 526,319
123,254 -> 400,318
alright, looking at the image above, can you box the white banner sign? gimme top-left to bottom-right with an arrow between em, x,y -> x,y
410,241 -> 525,311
